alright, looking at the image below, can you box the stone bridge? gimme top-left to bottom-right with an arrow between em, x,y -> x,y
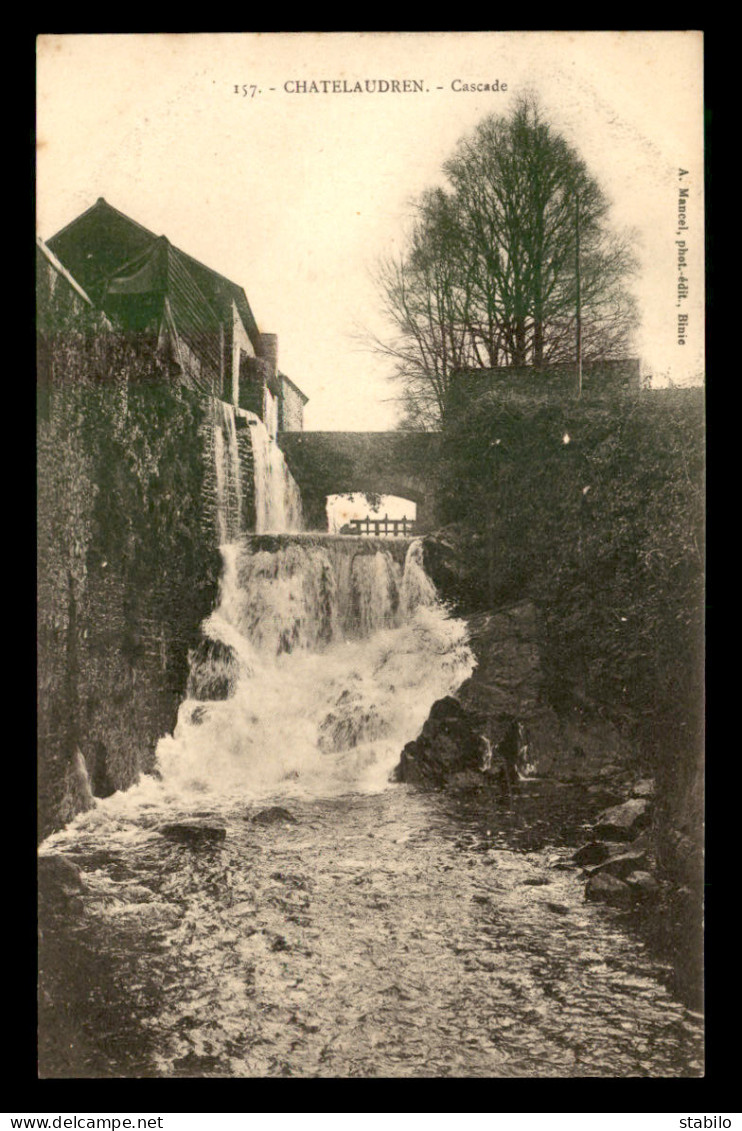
277,431 -> 442,532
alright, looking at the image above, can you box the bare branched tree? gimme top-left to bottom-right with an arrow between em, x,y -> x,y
372,95 -> 639,428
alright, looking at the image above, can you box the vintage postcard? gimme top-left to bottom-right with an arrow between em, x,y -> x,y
36,32 -> 705,1081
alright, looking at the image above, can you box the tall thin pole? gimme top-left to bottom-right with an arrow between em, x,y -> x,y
575,192 -> 582,399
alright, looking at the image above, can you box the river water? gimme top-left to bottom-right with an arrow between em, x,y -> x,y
38,783 -> 704,1078
38,407 -> 704,1078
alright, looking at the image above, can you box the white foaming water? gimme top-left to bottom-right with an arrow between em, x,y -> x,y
213,400 -> 243,544
250,416 -> 303,534
154,537 -> 475,802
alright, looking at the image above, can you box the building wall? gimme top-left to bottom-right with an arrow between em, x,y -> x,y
279,380 -> 306,432
37,317 -> 224,839
231,301 -> 256,405
238,353 -> 270,418
37,238 -> 300,838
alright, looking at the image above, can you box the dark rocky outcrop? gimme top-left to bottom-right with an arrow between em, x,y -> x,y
250,807 -> 298,826
572,841 -> 614,867
456,602 -> 558,769
625,871 -> 660,900
186,639 -> 241,701
90,741 -> 117,799
584,873 -> 633,907
583,843 -> 649,880
38,855 -> 85,916
593,798 -> 651,841
395,696 -> 489,786
38,855 -> 83,892
158,822 -> 227,846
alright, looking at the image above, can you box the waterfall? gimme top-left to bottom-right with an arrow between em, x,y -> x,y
154,536 -> 475,802
213,400 -> 243,544
213,400 -> 303,542
51,408 -> 473,816
249,416 -> 303,534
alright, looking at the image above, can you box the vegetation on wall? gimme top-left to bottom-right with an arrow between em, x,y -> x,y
431,385 -> 704,799
37,326 -> 221,839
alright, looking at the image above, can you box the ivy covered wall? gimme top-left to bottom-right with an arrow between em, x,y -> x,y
37,322 -> 223,840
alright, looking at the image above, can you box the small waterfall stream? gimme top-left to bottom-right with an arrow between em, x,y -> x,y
213,400 -> 244,544
248,413 -> 303,535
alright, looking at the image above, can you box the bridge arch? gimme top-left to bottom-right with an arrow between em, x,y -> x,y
277,431 -> 441,532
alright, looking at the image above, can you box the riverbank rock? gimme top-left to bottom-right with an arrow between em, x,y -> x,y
583,843 -> 649,880
158,821 -> 227,845
625,871 -> 660,900
593,798 -> 651,841
38,855 -> 85,916
454,601 -> 632,781
584,873 -> 633,907
422,527 -> 481,609
38,855 -> 84,896
395,696 -> 489,786
251,807 -> 297,826
457,603 -> 550,746
572,841 -> 614,866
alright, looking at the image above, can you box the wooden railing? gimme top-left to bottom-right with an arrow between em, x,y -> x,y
347,515 -> 416,537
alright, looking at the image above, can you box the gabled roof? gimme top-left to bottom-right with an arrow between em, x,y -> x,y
47,199 -> 156,302
36,235 -> 95,306
47,198 -> 261,351
104,237 -> 223,375
175,247 -> 261,350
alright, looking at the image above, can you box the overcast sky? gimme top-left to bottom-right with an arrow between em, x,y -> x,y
37,32 -> 704,431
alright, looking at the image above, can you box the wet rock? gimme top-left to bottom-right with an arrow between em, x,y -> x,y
544,902 -> 570,915
158,821 -> 227,845
584,845 -> 649,880
186,638 -> 240,701
584,873 -> 633,907
572,841 -> 613,866
38,855 -> 83,891
251,807 -> 298,826
421,528 -> 473,605
395,696 -> 489,786
38,855 -> 84,907
90,740 -> 116,799
593,798 -> 651,841
117,884 -> 155,904
38,855 -> 85,916
522,876 -> 551,886
625,870 -> 660,900
456,602 -> 562,776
